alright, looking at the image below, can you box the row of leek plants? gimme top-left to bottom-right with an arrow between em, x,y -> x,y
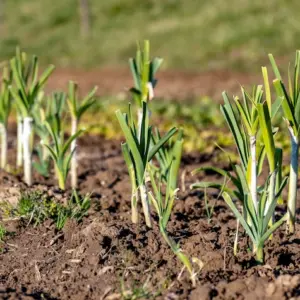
0,48 -> 97,190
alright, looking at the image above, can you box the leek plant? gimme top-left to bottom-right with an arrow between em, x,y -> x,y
118,41 -> 175,227
221,87 -> 264,211
116,101 -> 177,227
67,81 -> 97,188
129,40 -> 163,134
43,119 -> 83,190
10,52 -> 55,186
12,48 -> 33,169
268,51 -> 300,233
192,83 -> 287,263
147,134 -> 196,284
0,66 -> 12,170
223,101 -> 287,263
34,92 -> 66,177
192,87 -> 267,211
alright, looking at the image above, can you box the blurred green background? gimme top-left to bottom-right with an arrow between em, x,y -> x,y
0,0 -> 299,71
0,0 -> 296,155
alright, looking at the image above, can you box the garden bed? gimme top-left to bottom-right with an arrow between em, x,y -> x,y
1,135 -> 300,300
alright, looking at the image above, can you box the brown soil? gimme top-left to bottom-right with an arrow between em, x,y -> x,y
1,133 -> 300,300
45,68 -> 257,100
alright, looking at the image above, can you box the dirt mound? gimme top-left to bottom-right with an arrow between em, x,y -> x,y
45,68 -> 256,100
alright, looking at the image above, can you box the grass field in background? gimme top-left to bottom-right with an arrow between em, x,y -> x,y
0,0 -> 299,71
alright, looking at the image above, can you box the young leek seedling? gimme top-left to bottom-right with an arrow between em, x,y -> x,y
43,119 -> 83,190
268,51 -> 300,233
147,134 -> 196,284
0,66 -> 12,170
67,81 -> 97,189
34,92 -> 66,177
10,52 -> 55,186
116,101 -> 177,227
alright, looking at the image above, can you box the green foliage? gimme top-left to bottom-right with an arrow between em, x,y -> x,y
44,121 -> 83,190
0,66 -> 13,125
9,48 -> 55,118
192,72 -> 287,262
257,103 -> 276,171
120,278 -> 161,300
269,50 -> 300,233
203,188 -> 217,224
1,0 -> 300,72
191,164 -> 248,205
269,51 -> 300,135
221,86 -> 264,173
117,101 -> 177,226
35,91 -> 67,139
33,91 -> 67,177
67,81 -> 97,121
223,177 -> 287,263
16,191 -> 49,226
147,134 -> 195,284
129,40 -> 163,105
0,224 -> 7,241
3,190 -> 90,230
148,133 -> 183,228
151,128 -> 183,185
54,190 -> 91,230
117,102 -> 177,187
86,94 -> 225,154
32,145 -> 51,177
192,85 -> 268,206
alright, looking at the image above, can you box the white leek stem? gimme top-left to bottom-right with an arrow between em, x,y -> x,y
0,123 -> 7,169
266,170 -> 277,220
147,82 -> 154,101
71,118 -> 78,189
287,128 -> 299,233
137,108 -> 143,142
139,184 -> 152,228
131,188 -> 139,224
250,135 -> 258,212
17,117 -> 23,168
23,117 -> 33,186
265,170 -> 277,240
233,219 -> 239,256
42,136 -> 49,160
